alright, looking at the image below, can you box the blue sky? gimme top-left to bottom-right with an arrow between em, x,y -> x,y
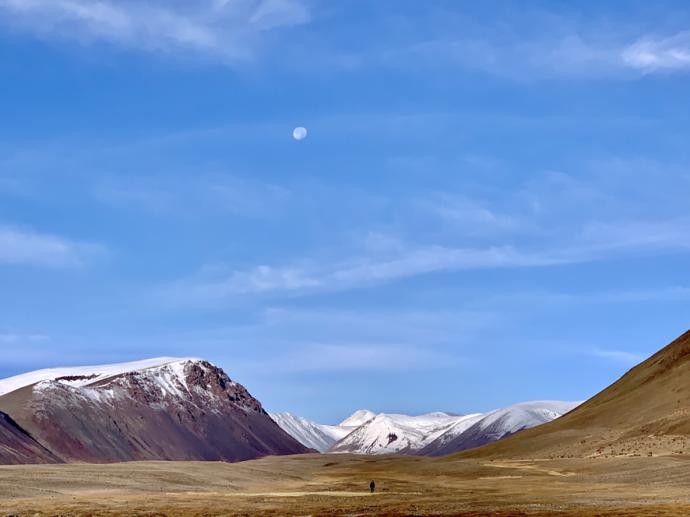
1,0 -> 690,423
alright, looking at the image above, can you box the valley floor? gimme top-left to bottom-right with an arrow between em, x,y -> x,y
3,454 -> 690,516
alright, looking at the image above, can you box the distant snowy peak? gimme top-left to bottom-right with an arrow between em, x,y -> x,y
423,413 -> 486,448
0,357 -> 201,397
269,412 -> 351,452
281,401 -> 582,457
419,400 -> 582,456
339,409 -> 376,427
272,409 -> 382,452
477,400 -> 579,433
330,411 -> 475,455
330,414 -> 421,454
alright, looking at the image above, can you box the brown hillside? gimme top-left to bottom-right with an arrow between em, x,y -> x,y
0,360 -> 307,463
0,411 -> 61,464
459,329 -> 690,459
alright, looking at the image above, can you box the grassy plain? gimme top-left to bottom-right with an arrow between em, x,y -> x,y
3,453 -> 690,515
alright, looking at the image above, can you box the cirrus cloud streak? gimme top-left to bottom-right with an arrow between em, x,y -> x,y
0,0 -> 311,62
0,225 -> 103,268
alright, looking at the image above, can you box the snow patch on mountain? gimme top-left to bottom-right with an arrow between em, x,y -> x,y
269,412 -> 351,452
0,357 -> 200,397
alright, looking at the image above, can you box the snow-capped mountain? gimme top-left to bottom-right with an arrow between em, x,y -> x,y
329,411 -> 482,455
418,400 -> 581,456
273,409 -> 481,455
0,357 -> 582,463
0,358 -> 308,463
276,401 -> 581,456
269,412 -> 351,452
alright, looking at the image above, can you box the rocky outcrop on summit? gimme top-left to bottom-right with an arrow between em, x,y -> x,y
0,358 -> 308,463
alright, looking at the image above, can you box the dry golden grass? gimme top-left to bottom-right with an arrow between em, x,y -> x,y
3,453 -> 690,516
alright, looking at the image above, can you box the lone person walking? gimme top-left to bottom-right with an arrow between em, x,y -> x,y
369,480 -> 376,494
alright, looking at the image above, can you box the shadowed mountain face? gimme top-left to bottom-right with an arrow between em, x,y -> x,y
0,411 -> 62,465
0,359 -> 308,463
461,329 -> 690,460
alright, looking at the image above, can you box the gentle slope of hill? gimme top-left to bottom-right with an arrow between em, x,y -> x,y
460,329 -> 690,459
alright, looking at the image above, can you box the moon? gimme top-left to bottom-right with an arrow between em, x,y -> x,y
292,126 -> 307,141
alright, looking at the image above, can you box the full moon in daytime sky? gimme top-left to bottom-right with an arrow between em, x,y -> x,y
292,126 -> 307,140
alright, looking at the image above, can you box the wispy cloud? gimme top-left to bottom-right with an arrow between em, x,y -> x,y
622,32 -> 690,73
159,150 -> 690,304
102,307 -> 484,376
202,264 -> 321,296
258,343 -> 460,373
167,214 -> 690,302
589,348 -> 646,365
474,286 -> 690,310
2,1 -> 688,79
0,225 -> 102,268
391,34 -> 623,80
371,8 -> 690,80
258,307 -> 493,346
579,218 -> 690,254
0,0 -> 310,62
167,243 -> 566,302
597,286 -> 690,304
415,194 -> 520,236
